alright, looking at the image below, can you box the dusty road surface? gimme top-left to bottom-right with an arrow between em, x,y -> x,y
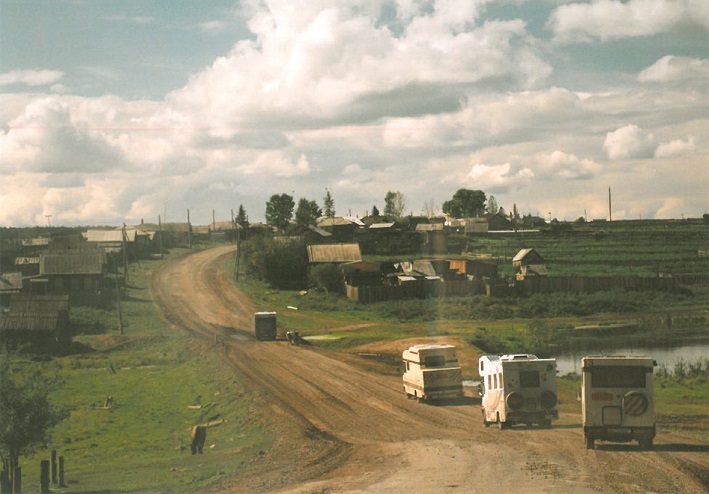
153,246 -> 709,494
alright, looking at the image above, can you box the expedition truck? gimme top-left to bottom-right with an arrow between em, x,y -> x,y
402,344 -> 463,401
254,311 -> 277,341
582,355 -> 656,450
479,354 -> 558,429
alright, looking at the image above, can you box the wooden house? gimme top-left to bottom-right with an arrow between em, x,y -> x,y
31,249 -> 107,294
416,223 -> 448,255
513,248 -> 548,280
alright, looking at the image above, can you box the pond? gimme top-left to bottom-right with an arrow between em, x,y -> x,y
554,341 -> 709,376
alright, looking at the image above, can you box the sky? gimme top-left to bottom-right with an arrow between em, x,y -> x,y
1,0 -> 708,227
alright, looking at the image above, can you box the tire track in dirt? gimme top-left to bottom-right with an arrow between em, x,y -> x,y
153,246 -> 709,494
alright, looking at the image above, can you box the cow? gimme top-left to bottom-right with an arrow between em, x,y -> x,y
191,425 -> 207,455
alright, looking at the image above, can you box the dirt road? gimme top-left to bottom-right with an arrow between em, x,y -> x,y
153,246 -> 708,493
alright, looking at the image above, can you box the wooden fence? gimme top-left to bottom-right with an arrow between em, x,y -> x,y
515,273 -> 708,295
345,273 -> 707,303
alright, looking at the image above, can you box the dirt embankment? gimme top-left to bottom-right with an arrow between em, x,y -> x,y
153,246 -> 709,494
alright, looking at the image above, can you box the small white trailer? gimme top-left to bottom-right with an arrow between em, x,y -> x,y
582,355 -> 656,449
479,354 -> 558,429
402,344 -> 463,401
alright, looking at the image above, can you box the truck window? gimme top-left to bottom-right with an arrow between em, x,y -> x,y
519,371 -> 540,388
590,366 -> 648,388
424,355 -> 445,367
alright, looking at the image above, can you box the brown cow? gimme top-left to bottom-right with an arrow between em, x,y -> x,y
191,425 -> 206,455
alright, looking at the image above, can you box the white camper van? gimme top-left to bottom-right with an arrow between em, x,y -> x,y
402,344 -> 463,401
479,354 -> 558,429
582,355 -> 656,449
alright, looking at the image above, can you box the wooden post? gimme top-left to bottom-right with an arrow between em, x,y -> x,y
13,466 -> 20,494
40,461 -> 49,494
58,456 -> 65,488
51,450 -> 57,485
0,469 -> 10,494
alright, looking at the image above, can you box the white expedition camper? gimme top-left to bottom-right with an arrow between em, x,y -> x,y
582,355 -> 656,449
402,344 -> 463,401
479,354 -> 558,429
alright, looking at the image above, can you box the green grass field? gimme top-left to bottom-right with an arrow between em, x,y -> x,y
19,251 -> 272,494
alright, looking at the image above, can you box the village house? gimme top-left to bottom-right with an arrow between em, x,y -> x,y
513,248 -> 549,280
29,249 -> 107,295
0,294 -> 71,351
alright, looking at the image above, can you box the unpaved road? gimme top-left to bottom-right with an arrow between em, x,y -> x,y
153,246 -> 709,493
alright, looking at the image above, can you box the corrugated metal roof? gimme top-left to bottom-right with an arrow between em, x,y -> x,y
307,243 -> 362,263
369,222 -> 395,229
40,250 -> 106,275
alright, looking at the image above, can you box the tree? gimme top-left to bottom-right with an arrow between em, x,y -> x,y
384,191 -> 406,218
0,353 -> 61,493
486,195 -> 499,215
236,204 -> 248,228
442,189 -> 487,218
265,193 -> 295,233
371,205 -> 380,217
295,198 -> 322,227
323,190 -> 335,218
423,199 -> 439,218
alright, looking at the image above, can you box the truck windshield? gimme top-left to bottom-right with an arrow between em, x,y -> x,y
590,366 -> 648,388
519,371 -> 540,388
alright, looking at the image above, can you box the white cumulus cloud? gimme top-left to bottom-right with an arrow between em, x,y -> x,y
638,56 -> 709,82
548,0 -> 709,43
0,69 -> 65,87
603,124 -> 656,160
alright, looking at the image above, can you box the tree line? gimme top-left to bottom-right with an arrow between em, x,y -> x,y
250,188 -> 521,233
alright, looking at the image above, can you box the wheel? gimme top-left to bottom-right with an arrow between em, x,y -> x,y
585,436 -> 595,450
539,419 -> 552,429
482,411 -> 490,428
497,414 -> 508,430
638,437 -> 653,450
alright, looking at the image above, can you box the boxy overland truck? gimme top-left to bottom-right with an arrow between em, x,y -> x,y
402,344 -> 463,401
479,354 -> 558,429
254,312 -> 277,341
582,355 -> 656,450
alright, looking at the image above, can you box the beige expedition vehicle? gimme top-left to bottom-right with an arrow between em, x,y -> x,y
582,355 -> 656,449
402,344 -> 463,402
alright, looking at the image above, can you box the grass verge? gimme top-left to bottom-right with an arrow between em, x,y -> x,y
20,251 -> 271,494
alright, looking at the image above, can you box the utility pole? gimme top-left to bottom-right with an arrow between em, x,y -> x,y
234,223 -> 241,282
122,223 -> 128,283
608,187 -> 612,222
158,214 -> 163,259
187,209 -> 192,249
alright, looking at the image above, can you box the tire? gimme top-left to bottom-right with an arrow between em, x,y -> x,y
497,414 -> 508,430
482,411 -> 490,428
639,437 -> 653,450
585,436 -> 595,450
539,419 -> 552,429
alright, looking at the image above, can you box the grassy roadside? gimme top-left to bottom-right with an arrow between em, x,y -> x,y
20,250 -> 271,494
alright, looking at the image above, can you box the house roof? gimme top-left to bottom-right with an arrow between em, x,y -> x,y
369,222 -> 395,229
10,294 -> 69,313
317,217 -> 355,228
0,272 -> 23,292
513,248 -> 545,264
40,250 -> 106,275
0,312 -> 61,332
85,230 -> 134,243
307,243 -> 362,263
308,225 -> 332,237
